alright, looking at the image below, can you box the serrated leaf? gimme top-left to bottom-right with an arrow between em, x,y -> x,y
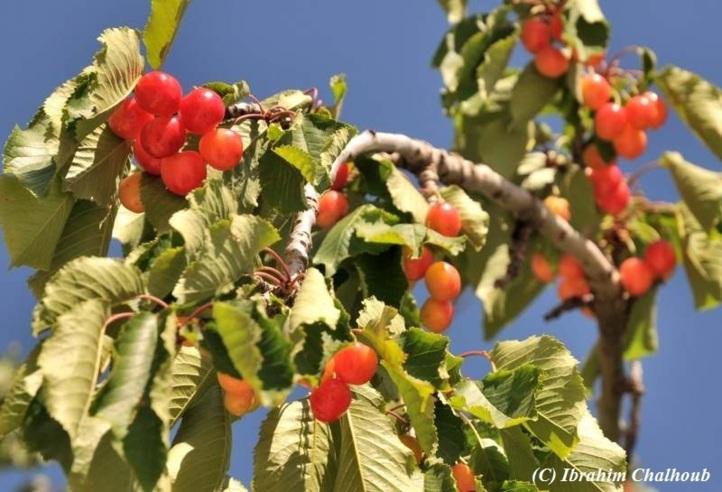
449,379 -> 535,429
386,167 -> 429,224
212,301 -> 263,386
434,399 -> 466,465
2,122 -> 58,196
258,150 -> 306,213
170,346 -> 213,425
354,222 -> 467,257
272,145 -> 317,184
289,268 -> 340,330
112,205 -> 146,250
623,288 -> 658,360
148,246 -> 186,298
0,347 -> 43,439
456,114 -> 530,178
661,152 -> 722,230
559,166 -> 601,236
500,427 -> 539,482
143,0 -> 191,69
402,328 -> 450,389
440,185 -> 489,250
141,174 -> 188,234
679,204 -> 722,310
354,249 -> 408,307
205,81 -> 250,106
511,63 -> 561,126
424,464 -> 458,492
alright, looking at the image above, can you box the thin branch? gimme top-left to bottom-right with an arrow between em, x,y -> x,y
386,410 -> 409,426
543,294 -> 594,321
285,184 -> 320,279
624,360 -> 645,460
135,294 -> 169,310
458,350 -> 490,360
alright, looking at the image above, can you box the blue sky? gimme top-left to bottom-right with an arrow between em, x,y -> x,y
1,1 -> 721,490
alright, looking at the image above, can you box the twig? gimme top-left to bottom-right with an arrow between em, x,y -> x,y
495,220 -> 534,288
543,294 -> 594,321
386,410 -> 409,426
285,184 -> 321,279
458,350 -> 490,360
136,294 -> 169,310
624,361 -> 645,461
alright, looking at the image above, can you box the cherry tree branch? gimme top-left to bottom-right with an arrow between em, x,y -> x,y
285,184 -> 320,279
624,361 -> 645,461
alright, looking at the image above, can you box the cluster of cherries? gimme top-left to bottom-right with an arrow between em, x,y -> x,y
316,163 -> 351,228
109,71 -> 244,212
217,372 -> 257,417
582,144 -> 631,215
402,202 -> 464,334
521,6 -> 570,78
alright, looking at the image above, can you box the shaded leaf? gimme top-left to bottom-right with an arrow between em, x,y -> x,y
144,0 -> 191,69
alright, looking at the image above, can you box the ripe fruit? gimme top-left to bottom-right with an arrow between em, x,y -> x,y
426,202 -> 462,237
132,139 -> 163,175
118,172 -> 144,213
140,115 -> 186,158
451,463 -> 476,492
644,240 -> 676,280
559,254 -> 584,279
179,88 -> 226,135
333,343 -> 378,385
597,180 -> 630,215
399,435 -> 423,464
134,71 -> 183,117
317,190 -> 349,229
332,162 -> 350,190
224,390 -> 256,417
582,144 -> 613,170
585,51 -> 606,68
613,124 -> 647,159
199,128 -> 244,170
425,261 -> 462,301
531,253 -> 556,283
620,257 -> 654,296
625,94 -> 654,129
521,18 -> 551,53
534,46 -> 569,78
420,298 -> 454,333
644,92 -> 667,129
320,358 -> 336,385
581,74 -> 612,111
403,246 -> 434,282
160,151 -> 207,196
549,12 -> 563,40
108,98 -> 153,140
217,373 -> 247,393
544,196 -> 571,221
595,103 -> 627,141
558,275 -> 591,300
590,164 -> 624,195
309,378 -> 352,423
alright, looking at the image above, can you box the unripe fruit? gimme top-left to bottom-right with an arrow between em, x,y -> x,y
619,257 -> 654,296
160,151 -> 207,196
108,98 -> 153,140
613,125 -> 647,160
218,374 -> 256,416
625,94 -> 654,129
333,343 -> 378,385
544,196 -> 571,221
134,71 -> 183,117
521,17 -> 551,53
644,92 -> 667,129
558,275 -> 591,300
140,115 -> 186,158
132,139 -> 162,175
179,88 -> 226,135
582,144 -> 613,170
399,434 -> 423,465
534,46 -> 569,78
426,202 -> 462,237
199,128 -> 244,171
644,240 -> 676,280
309,378 -> 352,423
420,298 -> 454,333
118,172 -> 144,213
332,162 -> 350,190
531,253 -> 556,283
317,190 -> 349,229
597,180 -> 630,215
558,254 -> 584,279
403,246 -> 434,281
451,463 -> 476,492
595,103 -> 627,141
425,261 -> 462,301
581,74 -> 612,111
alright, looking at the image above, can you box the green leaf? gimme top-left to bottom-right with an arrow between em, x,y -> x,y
449,379 -> 536,429
511,63 -> 562,126
2,122 -> 58,196
148,246 -> 186,298
272,145 -> 317,184
124,404 -> 169,491
354,249 -> 409,307
434,399 -> 467,465
657,65 -> 722,161
212,301 -> 263,386
143,0 -> 191,69
204,81 -> 250,106
253,399 -> 335,492
0,347 -> 43,439
456,114 -> 531,178
386,167 -> 429,224
354,222 -> 467,257
423,464 -> 457,492
437,0 -> 467,23
330,74 -> 347,117
141,174 -> 187,234
402,328 -> 450,389
661,152 -> 722,230
559,166 -> 601,237
259,150 -> 306,214
440,185 -> 489,250
500,427 -> 539,482
679,205 -> 722,310
623,288 -> 659,360
169,346 -> 213,425
289,268 -> 341,330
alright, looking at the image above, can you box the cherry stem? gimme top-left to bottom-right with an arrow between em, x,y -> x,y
627,160 -> 661,188
386,410 -> 409,426
458,350 -> 490,360
388,403 -> 406,413
608,45 -> 643,65
102,312 -> 136,331
256,266 -> 288,283
136,294 -> 169,310
253,271 -> 283,286
181,302 -> 214,326
263,247 -> 292,281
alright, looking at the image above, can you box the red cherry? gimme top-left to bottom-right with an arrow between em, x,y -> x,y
452,463 -> 476,492
521,17 -> 551,53
625,94 -> 654,129
320,358 -> 336,385
544,196 -> 571,221
332,162 -> 350,190
218,373 -> 247,394
108,98 -> 153,140
549,12 -> 563,40
426,202 -> 462,237
590,164 -> 624,195
534,46 -> 569,78
118,172 -> 144,213
403,246 -> 434,281
160,151 -> 207,196
179,88 -> 226,135
134,71 -> 183,117
425,261 -> 462,301
132,139 -> 162,175
582,144 -> 614,170
333,343 -> 378,385
581,74 -> 612,111
558,254 -> 584,280
199,128 -> 244,171
585,51 -> 606,68
420,298 -> 454,333
317,190 -> 349,229
531,253 -> 556,283
596,180 -> 630,216
224,390 -> 256,417
558,275 -> 591,300
309,378 -> 352,423
595,103 -> 627,141
644,240 -> 676,280
140,115 -> 186,158
620,257 -> 654,296
644,92 -> 667,129
613,125 -> 647,160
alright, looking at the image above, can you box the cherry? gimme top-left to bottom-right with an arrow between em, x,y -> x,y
179,88 -> 226,135
132,139 -> 162,175
531,253 -> 556,283
585,51 -> 606,68
332,162 -> 350,190
521,17 -> 551,53
544,196 -> 571,221
596,180 -> 630,215
613,124 -> 647,159
589,164 -> 624,196
644,240 -> 676,280
140,115 -> 186,158
420,298 -> 454,333
619,257 -> 654,296
134,71 -> 183,117
317,190 -> 349,229
333,343 -> 378,385
451,463 -> 476,492
426,201 -> 462,237
199,128 -> 244,171
118,172 -> 144,213
160,151 -> 207,196
403,246 -> 434,282
644,92 -> 667,129
581,74 -> 612,111
558,254 -> 584,279
582,144 -> 613,170
549,12 -> 563,40
558,275 -> 591,300
399,434 -> 423,464
309,378 -> 352,423
108,98 -> 153,140
534,46 -> 569,78
224,390 -> 256,417
320,358 -> 336,385
625,94 -> 654,129
594,103 -> 627,141
425,261 -> 462,301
